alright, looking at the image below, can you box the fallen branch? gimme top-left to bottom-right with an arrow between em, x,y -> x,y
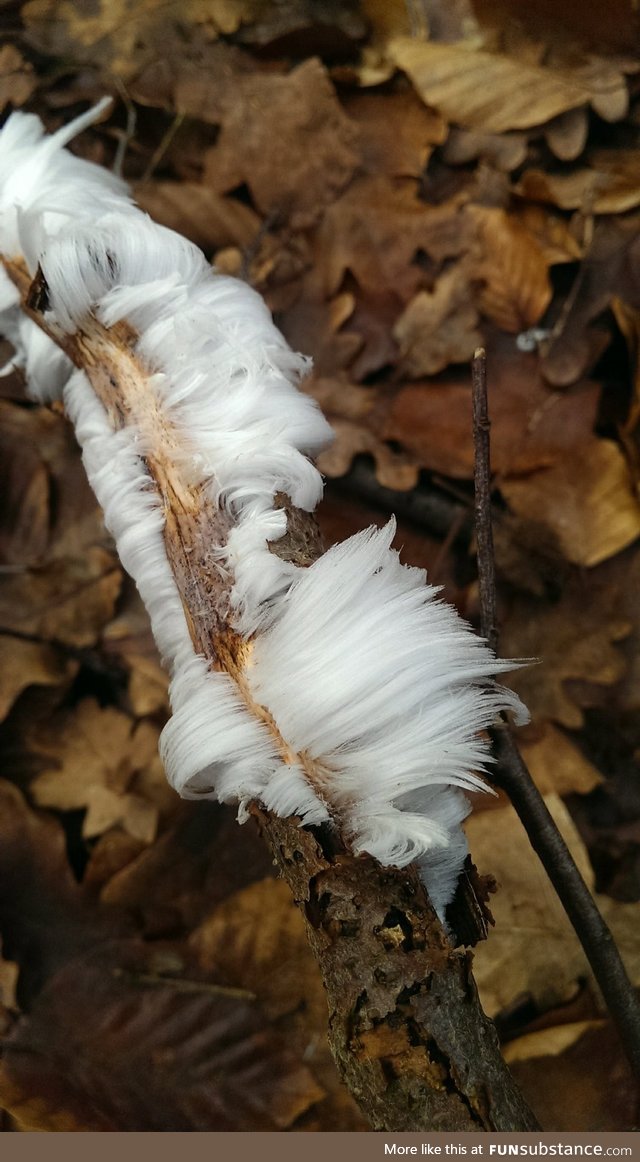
0,106 -> 539,1130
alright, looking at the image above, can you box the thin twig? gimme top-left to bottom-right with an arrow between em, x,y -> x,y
111,78 -> 137,179
471,347 -> 640,1081
140,112 -> 185,185
471,348 -> 497,653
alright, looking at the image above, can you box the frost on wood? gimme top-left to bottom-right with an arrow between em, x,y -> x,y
0,102 -> 526,922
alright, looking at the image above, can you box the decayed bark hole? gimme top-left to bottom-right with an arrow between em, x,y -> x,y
255,810 -> 539,1132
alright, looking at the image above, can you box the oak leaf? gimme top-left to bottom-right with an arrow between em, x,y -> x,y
29,700 -> 164,843
393,265 -> 483,377
202,58 -> 359,230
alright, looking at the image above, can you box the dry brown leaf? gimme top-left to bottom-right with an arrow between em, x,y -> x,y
101,584 -> 169,716
0,944 -> 19,1013
517,151 -> 640,215
390,37 -> 631,133
393,265 -> 483,376
504,1022 -> 638,1131
23,0 -> 253,77
135,183 -> 260,254
543,107 -> 589,162
126,654 -> 169,716
501,437 -> 640,567
316,176 -> 472,301
465,205 -> 552,333
202,59 -> 359,230
512,204 -> 583,265
0,943 -> 324,1131
82,831 -> 148,895
280,289 -> 361,379
0,636 -> 76,724
0,45 -> 36,113
188,877 -> 367,1131
305,372 -> 419,488
384,339 -> 600,481
0,404 -> 51,567
469,795 -> 596,1017
360,0 -> 412,43
0,779 -> 118,1001
612,297 -> 640,489
190,878 -> 315,1020
442,126 -> 528,172
540,215 -> 640,387
318,418 -> 420,491
469,790 -> 640,1054
344,89 -> 447,179
100,803 -> 275,932
501,579 -> 631,729
29,700 -> 162,843
505,1020 -> 597,1064
236,2 -> 368,55
518,723 -> 604,797
0,401 -> 120,646
0,548 -> 121,648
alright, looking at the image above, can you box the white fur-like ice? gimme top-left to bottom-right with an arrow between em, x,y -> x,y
0,103 -> 528,922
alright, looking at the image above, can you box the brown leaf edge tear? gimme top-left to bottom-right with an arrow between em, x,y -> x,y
3,256 -> 539,1132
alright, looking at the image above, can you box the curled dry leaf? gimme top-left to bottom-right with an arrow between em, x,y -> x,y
517,152 -> 640,215
389,37 -> 631,134
543,107 -> 589,162
442,127 -> 528,172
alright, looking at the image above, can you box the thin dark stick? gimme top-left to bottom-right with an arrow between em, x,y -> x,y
471,348 -> 640,1081
471,349 -> 498,654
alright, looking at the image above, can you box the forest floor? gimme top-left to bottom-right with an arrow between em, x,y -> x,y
0,0 -> 639,1131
